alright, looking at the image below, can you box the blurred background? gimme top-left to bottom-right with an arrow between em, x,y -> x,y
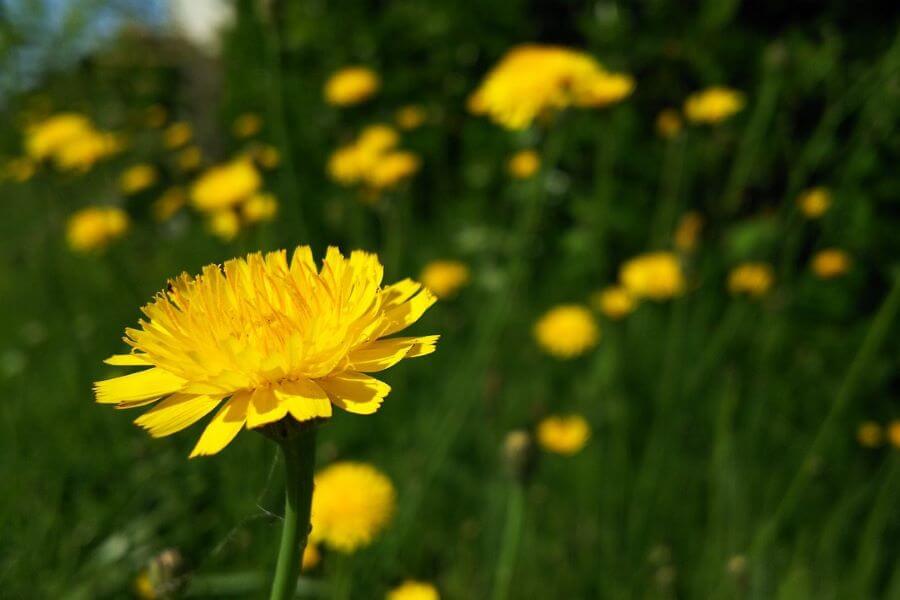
1,0 -> 899,598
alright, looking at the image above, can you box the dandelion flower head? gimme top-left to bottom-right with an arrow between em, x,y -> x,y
395,105 -> 427,130
387,580 -> 440,600
537,414 -> 591,455
656,108 -> 683,139
857,421 -> 883,448
190,159 -> 262,212
533,304 -> 599,358
728,262 -> 774,297
811,249 -> 851,279
797,187 -> 830,219
620,252 -> 685,300
324,67 -> 380,106
232,113 -> 263,138
507,149 -> 541,179
67,206 -> 129,253
420,260 -> 470,299
591,286 -> 635,320
120,164 -> 158,195
684,87 -> 744,124
674,212 -> 703,252
164,122 -> 193,149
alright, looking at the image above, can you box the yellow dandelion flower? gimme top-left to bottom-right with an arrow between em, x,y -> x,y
857,421 -> 883,448
507,149 -> 540,179
301,542 -> 320,571
252,143 -> 281,169
4,157 -> 36,182
329,125 -> 418,190
537,414 -> 591,455
674,211 -> 703,252
310,461 -> 396,552
152,187 -> 187,222
387,580 -> 440,600
25,112 -> 93,160
395,105 -> 427,130
811,249 -> 851,279
177,146 -> 203,172
164,122 -> 193,149
620,252 -> 685,300
728,262 -> 774,297
684,87 -> 745,124
358,124 -> 400,154
324,67 -> 380,106
241,193 -> 279,223
797,187 -> 830,219
191,159 -> 262,212
145,104 -> 168,128
591,286 -> 635,320
120,164 -> 158,195
93,246 -> 438,457
133,571 -> 156,599
55,130 -> 122,172
365,151 -> 420,190
66,206 -> 129,253
233,113 -> 263,138
469,44 -> 633,129
208,210 -> 240,241
533,304 -> 599,358
420,260 -> 470,299
656,108 -> 682,139
887,421 -> 900,449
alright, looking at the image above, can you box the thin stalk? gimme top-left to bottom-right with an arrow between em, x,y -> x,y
750,269 -> 900,557
269,428 -> 318,600
492,483 -> 525,600
649,135 -> 686,248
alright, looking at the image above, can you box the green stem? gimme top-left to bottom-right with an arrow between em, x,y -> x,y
492,483 -> 525,600
750,269 -> 900,557
269,428 -> 317,600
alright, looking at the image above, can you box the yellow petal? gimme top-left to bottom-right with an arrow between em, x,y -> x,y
380,288 -> 437,336
134,393 -> 223,437
104,353 -> 152,366
401,335 -> 439,358
94,368 -> 185,404
189,391 -> 251,458
346,335 -> 440,371
381,278 -> 422,307
274,379 -> 332,422
318,371 -> 390,415
246,387 -> 288,429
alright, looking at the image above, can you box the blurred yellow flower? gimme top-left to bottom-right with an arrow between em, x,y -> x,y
811,249 -> 851,279
395,105 -> 427,130
164,122 -> 192,149
208,210 -> 240,241
328,125 -> 419,191
145,104 -> 167,128
54,131 -> 122,172
232,113 -> 262,138
252,143 -> 281,169
120,164 -> 158,195
152,187 -> 187,222
66,206 -> 129,253
534,304 -> 599,358
133,571 -> 156,599
367,152 -> 421,189
656,108 -> 682,139
324,67 -> 380,106
191,159 -> 262,212
469,44 -> 633,129
537,414 -> 591,455
728,262 -> 774,297
4,157 -> 36,182
857,421 -> 883,448
420,260 -> 470,298
620,252 -> 685,300
591,286 -> 635,320
25,112 -> 93,160
241,193 -> 278,223
387,580 -> 440,600
177,146 -> 203,172
301,543 -> 320,571
94,247 -> 438,457
310,461 -> 396,552
507,149 -> 540,179
684,87 -> 744,124
888,421 -> 900,449
674,211 -> 703,252
797,187 -> 830,219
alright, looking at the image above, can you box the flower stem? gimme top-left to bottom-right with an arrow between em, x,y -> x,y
492,483 -> 525,600
269,427 -> 317,600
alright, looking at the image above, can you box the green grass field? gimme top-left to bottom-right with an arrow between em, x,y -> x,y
1,1 -> 900,598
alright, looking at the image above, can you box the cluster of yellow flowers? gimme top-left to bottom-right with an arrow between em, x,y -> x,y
469,44 -> 634,129
856,420 -> 900,449
655,86 -> 745,138
24,112 -> 122,172
189,158 -> 276,240
328,124 -> 420,195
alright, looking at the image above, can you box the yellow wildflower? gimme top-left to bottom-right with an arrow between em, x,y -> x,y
674,212 -> 703,252
4,157 -> 36,182
301,543 -> 321,571
656,108 -> 682,139
324,67 -> 380,106
310,462 -> 396,552
66,206 -> 129,253
811,249 -> 851,279
387,580 -> 440,600
857,422 -> 883,448
366,152 -> 420,189
164,122 -> 192,149
591,286 -> 635,320
208,210 -> 240,241
191,159 -> 262,212
25,113 -> 93,160
887,421 -> 900,449
537,414 -> 591,455
134,571 -> 156,599
395,105 -> 427,130
420,260 -> 470,298
54,131 -> 122,172
252,143 -> 281,169
469,44 -> 633,129
120,164 -> 158,195
684,87 -> 745,124
177,146 -> 203,172
620,252 -> 685,300
507,150 -> 540,179
241,193 -> 278,223
728,262 -> 774,297
534,304 -> 599,358
328,125 -> 418,190
94,247 -> 438,457
152,187 -> 187,222
797,187 -> 830,219
232,113 -> 263,138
